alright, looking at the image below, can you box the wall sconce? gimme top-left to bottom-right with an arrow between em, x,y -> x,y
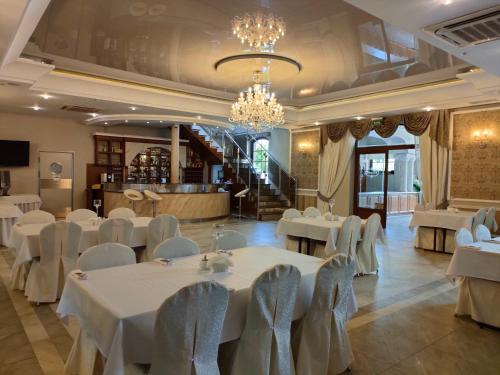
473,129 -> 490,148
298,142 -> 310,154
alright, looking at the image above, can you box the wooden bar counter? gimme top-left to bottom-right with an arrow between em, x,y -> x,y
103,183 -> 230,221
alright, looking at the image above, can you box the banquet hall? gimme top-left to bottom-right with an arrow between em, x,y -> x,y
0,0 -> 499,374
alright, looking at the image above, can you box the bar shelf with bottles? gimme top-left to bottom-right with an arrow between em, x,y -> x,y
127,147 -> 170,184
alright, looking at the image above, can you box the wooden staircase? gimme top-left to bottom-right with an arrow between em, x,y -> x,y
182,125 -> 291,221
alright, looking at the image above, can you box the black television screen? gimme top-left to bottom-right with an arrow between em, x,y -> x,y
0,140 -> 30,166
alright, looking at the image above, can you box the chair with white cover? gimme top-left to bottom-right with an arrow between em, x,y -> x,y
294,254 -> 356,375
471,208 -> 487,237
66,209 -> 97,222
18,210 -> 55,224
455,228 -> 474,248
153,237 -> 200,259
24,221 -> 82,303
230,264 -> 301,375
145,215 -> 179,260
98,218 -> 133,246
214,230 -> 247,251
414,203 -> 425,211
147,281 -> 229,374
77,243 -> 136,271
484,207 -> 498,233
303,206 -> 321,218
108,207 -> 136,219
325,216 -> 361,257
282,208 -> 302,219
474,224 -> 491,242
355,213 -> 381,274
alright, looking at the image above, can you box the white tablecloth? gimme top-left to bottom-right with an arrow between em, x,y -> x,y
0,204 -> 23,246
0,194 -> 42,213
57,246 -> 358,375
9,217 -> 152,264
446,238 -> 500,283
276,216 -> 385,250
409,209 -> 475,231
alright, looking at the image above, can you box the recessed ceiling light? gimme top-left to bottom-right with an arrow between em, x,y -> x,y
354,116 -> 365,120
130,106 -> 137,111
124,120 -> 128,123
159,120 -> 163,123
298,87 -> 316,96
40,93 -> 52,100
314,121 -> 320,126
197,115 -> 202,119
90,113 -> 98,118
423,106 -> 433,112
443,0 -> 452,5
31,105 -> 41,111
146,121 -> 150,124
104,122 -> 108,125
193,122 -> 197,126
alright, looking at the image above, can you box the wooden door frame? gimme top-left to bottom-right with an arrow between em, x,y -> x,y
354,143 -> 416,227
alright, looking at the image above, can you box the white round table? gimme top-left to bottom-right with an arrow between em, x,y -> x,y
0,194 -> 42,213
0,204 -> 23,246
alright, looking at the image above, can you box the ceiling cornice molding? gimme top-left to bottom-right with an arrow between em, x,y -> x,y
85,114 -> 231,128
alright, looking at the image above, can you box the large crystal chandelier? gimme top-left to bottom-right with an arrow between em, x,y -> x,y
229,71 -> 285,132
231,13 -> 286,51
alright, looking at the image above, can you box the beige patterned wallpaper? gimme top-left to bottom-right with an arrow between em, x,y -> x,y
291,130 -> 320,189
451,108 -> 500,200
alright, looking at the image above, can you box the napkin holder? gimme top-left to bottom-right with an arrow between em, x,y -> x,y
208,254 -> 233,273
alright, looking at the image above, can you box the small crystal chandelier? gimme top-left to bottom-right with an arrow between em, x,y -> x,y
231,13 -> 286,51
229,71 -> 285,132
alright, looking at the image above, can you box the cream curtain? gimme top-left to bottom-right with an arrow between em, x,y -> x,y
317,133 -> 356,213
419,126 -> 450,208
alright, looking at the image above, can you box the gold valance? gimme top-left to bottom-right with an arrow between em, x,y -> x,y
320,110 -> 450,152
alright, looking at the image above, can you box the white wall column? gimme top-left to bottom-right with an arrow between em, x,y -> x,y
171,124 -> 180,184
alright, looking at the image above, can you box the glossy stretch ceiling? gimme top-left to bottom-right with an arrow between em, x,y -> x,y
24,0 -> 468,104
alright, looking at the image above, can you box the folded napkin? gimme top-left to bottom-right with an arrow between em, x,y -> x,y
208,254 -> 234,273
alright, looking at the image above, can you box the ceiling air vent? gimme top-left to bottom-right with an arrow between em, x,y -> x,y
428,5 -> 500,47
60,105 -> 100,113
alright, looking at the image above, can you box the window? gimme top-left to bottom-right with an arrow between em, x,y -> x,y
253,138 -> 269,175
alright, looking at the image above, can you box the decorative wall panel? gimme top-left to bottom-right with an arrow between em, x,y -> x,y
450,109 -> 500,200
291,130 -> 320,189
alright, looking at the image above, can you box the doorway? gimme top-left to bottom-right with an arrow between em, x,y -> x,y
353,128 -> 419,228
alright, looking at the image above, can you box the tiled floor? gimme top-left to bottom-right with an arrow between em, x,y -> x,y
0,215 -> 499,374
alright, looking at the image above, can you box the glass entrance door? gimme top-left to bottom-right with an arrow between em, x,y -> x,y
354,150 -> 387,227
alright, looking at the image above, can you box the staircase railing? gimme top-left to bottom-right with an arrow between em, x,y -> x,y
246,132 -> 297,208
194,125 -> 262,218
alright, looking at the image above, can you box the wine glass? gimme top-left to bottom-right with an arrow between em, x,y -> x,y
93,199 -> 102,218
328,198 -> 335,214
212,223 -> 225,251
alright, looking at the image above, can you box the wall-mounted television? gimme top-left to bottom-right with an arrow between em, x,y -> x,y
0,140 -> 30,166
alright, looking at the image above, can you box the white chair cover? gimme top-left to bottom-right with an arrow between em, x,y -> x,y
294,254 -> 356,375
77,243 -> 136,271
18,210 -> 55,224
149,281 -> 229,375
146,215 -> 179,260
108,207 -> 136,219
484,207 -> 498,233
414,203 -> 424,211
231,264 -> 301,375
283,208 -> 302,219
98,218 -> 133,245
325,216 -> 361,257
455,228 -> 474,248
303,207 -> 321,218
24,221 -> 82,302
66,209 -> 97,222
215,230 -> 247,250
153,237 -> 200,259
474,224 -> 491,242
471,208 -> 487,236
355,213 -> 380,274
